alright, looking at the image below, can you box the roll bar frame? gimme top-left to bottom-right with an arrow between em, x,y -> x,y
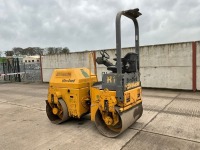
115,8 -> 142,101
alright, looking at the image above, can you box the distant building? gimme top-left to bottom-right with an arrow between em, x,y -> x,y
23,55 -> 40,63
4,55 -> 41,64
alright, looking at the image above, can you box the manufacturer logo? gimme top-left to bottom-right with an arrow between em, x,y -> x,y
62,79 -> 75,82
56,72 -> 71,77
125,82 -> 140,90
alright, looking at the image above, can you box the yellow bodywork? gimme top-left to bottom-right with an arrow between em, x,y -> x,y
47,67 -> 142,128
48,68 -> 97,118
90,85 -> 142,124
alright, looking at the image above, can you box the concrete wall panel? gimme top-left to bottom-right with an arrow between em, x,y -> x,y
197,67 -> 200,90
42,41 -> 196,90
42,68 -> 54,82
42,52 -> 92,82
197,41 -> 200,90
140,67 -> 192,90
140,42 -> 192,67
139,42 -> 192,90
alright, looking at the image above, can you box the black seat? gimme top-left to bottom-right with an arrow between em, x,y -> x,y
122,52 -> 138,73
107,53 -> 138,73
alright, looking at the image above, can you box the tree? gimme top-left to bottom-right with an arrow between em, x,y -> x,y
13,47 -> 44,56
34,47 -> 44,55
0,51 -> 2,57
8,46 -> 69,56
5,51 -> 14,56
12,47 -> 24,56
47,47 -> 54,55
46,47 -> 69,55
62,47 -> 70,54
24,47 -> 36,56
54,47 -> 62,54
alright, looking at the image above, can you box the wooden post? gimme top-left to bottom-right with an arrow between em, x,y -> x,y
192,41 -> 197,92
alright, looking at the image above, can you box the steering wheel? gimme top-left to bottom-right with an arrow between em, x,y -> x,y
100,50 -> 110,59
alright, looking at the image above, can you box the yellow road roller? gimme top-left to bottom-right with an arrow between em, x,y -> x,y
46,8 -> 143,137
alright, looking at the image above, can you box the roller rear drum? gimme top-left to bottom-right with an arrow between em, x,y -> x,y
46,99 -> 69,124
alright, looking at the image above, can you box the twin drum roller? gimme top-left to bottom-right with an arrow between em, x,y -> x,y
46,8 -> 143,137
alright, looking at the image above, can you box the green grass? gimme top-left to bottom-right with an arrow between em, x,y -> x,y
0,57 -> 6,63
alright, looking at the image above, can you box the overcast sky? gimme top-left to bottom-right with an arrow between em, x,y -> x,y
0,0 -> 200,52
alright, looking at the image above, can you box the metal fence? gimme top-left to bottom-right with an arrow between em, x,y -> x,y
22,62 -> 41,82
0,60 -> 42,82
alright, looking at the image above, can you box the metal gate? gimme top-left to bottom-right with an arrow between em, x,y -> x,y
0,57 -> 42,82
0,58 -> 23,82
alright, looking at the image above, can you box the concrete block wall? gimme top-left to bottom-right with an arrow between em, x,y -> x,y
197,41 -> 200,90
42,41 -> 199,90
42,52 -> 92,82
140,42 -> 192,90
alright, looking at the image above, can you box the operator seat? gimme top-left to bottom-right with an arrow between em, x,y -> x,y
107,52 -> 138,73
